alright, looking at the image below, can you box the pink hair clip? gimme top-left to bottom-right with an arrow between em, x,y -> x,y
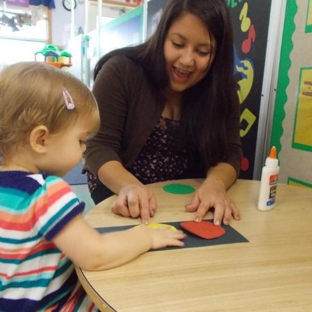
62,88 -> 75,110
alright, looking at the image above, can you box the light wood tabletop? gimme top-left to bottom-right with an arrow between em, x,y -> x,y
76,179 -> 312,312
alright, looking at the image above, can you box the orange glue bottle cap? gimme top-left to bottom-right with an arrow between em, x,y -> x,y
265,146 -> 278,167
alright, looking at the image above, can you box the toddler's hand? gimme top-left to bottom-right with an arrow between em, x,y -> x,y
144,226 -> 186,249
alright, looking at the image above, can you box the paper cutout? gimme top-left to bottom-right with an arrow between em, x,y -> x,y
147,222 -> 177,231
96,219 -> 248,250
180,220 -> 225,240
163,183 -> 195,194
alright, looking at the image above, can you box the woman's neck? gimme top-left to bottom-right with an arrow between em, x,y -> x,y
162,88 -> 183,120
163,87 -> 183,102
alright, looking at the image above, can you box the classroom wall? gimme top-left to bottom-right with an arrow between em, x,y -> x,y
270,0 -> 312,187
51,0 -> 132,47
51,0 -> 85,46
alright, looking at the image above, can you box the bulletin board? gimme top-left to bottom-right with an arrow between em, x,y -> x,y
228,0 -> 272,179
270,0 -> 312,187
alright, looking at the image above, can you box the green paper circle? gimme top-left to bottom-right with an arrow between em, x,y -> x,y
163,183 -> 195,194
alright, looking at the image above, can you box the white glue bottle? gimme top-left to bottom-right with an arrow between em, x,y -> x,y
257,146 -> 280,211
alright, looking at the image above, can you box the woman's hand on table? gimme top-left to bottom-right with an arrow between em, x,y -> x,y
185,179 -> 240,226
111,184 -> 157,224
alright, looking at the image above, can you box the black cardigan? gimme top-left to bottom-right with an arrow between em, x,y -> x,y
84,55 -> 242,178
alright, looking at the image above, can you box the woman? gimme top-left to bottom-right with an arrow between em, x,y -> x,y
84,0 -> 242,226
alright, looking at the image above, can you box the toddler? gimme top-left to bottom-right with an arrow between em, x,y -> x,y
0,62 -> 185,311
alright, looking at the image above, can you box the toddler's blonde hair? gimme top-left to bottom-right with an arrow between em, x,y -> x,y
0,62 -> 100,158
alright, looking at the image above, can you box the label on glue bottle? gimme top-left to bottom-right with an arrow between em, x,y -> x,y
266,173 -> 278,206
257,146 -> 280,211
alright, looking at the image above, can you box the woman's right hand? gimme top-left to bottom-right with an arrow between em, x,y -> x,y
111,184 -> 158,224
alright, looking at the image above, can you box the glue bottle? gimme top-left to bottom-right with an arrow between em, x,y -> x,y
257,146 -> 280,211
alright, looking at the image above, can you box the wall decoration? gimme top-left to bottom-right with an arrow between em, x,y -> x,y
228,0 -> 272,179
271,0 -> 312,186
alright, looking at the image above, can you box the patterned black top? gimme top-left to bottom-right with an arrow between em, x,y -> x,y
128,116 -> 203,184
87,116 -> 204,194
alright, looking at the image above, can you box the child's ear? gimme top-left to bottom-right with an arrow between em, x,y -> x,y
29,125 -> 49,153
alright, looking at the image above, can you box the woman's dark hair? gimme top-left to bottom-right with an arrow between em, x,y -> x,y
94,0 -> 238,171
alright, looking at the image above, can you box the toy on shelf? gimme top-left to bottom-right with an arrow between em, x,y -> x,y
35,44 -> 72,71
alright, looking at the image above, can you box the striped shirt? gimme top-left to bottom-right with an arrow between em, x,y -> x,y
0,171 -> 99,312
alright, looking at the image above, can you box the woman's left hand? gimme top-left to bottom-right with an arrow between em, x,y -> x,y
185,179 -> 240,225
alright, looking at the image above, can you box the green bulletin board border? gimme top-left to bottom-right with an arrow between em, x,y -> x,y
288,177 -> 312,188
270,0 -> 298,156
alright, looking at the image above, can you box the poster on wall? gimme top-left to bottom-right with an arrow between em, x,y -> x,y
146,0 -> 272,179
228,0 -> 272,179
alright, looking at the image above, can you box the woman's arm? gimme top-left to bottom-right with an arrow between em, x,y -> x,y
85,55 -> 163,179
185,87 -> 242,225
97,161 -> 157,223
85,56 -> 135,178
98,160 -> 142,194
85,55 -> 165,222
205,162 -> 237,189
185,162 -> 240,225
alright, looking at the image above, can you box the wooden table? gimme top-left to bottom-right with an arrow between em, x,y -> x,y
76,179 -> 312,312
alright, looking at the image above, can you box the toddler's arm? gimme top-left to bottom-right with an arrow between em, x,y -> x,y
53,215 -> 185,271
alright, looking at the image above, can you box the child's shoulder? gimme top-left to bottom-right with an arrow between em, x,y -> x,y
32,172 -> 68,186
0,171 -> 70,194
29,173 -> 74,197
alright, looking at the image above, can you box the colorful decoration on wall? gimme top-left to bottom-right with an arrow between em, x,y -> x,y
228,1 -> 272,179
